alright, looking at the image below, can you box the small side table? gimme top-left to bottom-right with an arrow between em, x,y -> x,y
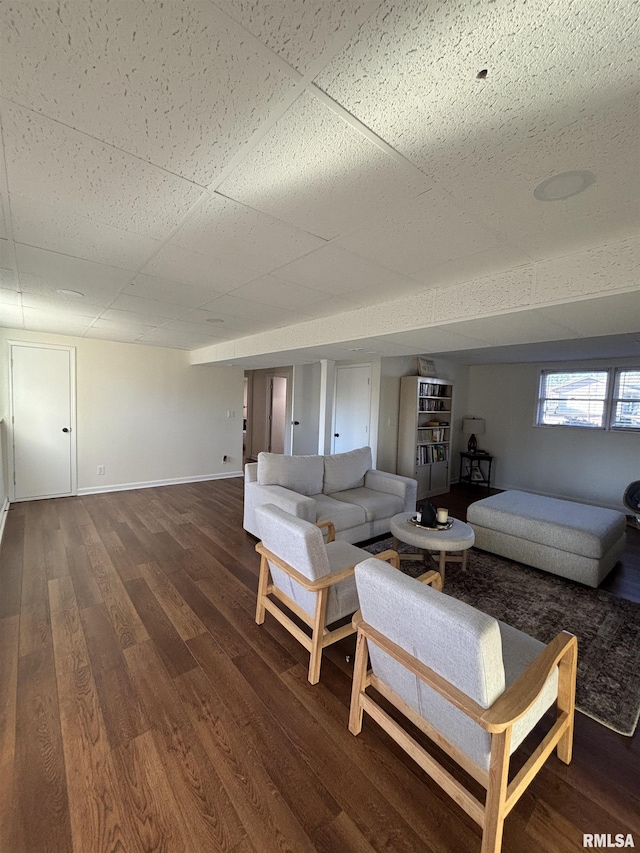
390,513 -> 475,585
459,451 -> 493,489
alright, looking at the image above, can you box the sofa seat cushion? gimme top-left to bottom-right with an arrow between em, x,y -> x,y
467,490 -> 626,559
257,451 -> 324,496
312,493 -> 366,532
323,446 -> 372,494
328,487 -> 405,522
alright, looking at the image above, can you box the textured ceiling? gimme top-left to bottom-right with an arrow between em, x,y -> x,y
0,0 -> 638,363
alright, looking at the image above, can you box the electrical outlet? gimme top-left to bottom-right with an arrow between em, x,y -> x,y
97,465 -> 105,475
222,455 -> 228,463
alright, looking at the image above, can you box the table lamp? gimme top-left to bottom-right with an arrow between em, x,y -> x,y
463,417 -> 485,453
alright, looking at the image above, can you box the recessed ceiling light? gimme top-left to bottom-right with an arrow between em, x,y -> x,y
56,288 -> 85,298
349,347 -> 364,351
533,170 -> 596,202
206,317 -> 224,324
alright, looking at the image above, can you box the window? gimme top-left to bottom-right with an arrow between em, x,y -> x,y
611,368 -> 640,430
536,368 -> 640,430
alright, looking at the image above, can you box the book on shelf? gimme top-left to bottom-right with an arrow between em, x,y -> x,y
418,381 -> 450,398
416,444 -> 448,465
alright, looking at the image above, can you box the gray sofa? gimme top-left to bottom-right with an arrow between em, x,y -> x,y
243,446 -> 417,544
467,490 -> 627,587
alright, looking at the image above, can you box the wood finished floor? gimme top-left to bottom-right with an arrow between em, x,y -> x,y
1,479 -> 639,853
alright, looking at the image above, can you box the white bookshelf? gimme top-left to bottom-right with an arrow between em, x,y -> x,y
398,376 -> 452,500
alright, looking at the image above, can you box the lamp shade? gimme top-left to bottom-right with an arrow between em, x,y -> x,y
463,418 -> 485,436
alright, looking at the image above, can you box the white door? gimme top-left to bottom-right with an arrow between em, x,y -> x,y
332,364 -> 371,454
10,342 -> 77,500
268,375 -> 287,454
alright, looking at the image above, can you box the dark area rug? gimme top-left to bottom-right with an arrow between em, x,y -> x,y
363,539 -> 640,737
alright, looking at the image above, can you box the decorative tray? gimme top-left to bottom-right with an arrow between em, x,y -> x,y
409,517 -> 453,531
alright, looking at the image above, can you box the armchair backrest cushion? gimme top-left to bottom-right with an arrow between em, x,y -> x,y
255,504 -> 330,617
355,558 -> 506,770
257,451 -> 324,496
323,446 -> 372,494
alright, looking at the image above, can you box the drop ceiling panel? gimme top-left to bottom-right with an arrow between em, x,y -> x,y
448,311 -> 580,347
215,0 -> 380,74
535,237 -> 639,303
218,91 -> 430,239
21,293 -> 104,319
0,267 -> 18,290
334,188 -> 503,276
0,239 -> 16,271
16,244 -> 131,298
381,326 -> 489,353
141,243 -> 261,293
3,105 -> 204,240
10,197 -> 160,269
0,304 -> 24,327
316,0 -> 639,183
201,292 -> 312,326
230,275 -> 334,309
535,292 -> 640,338
170,193 -> 326,272
409,245 -> 534,291
126,274 -> 220,308
443,97 -> 640,246
178,308 -> 271,336
0,289 -> 21,307
0,0 -> 298,184
274,244 -> 417,295
109,294 -> 188,320
20,309 -> 92,336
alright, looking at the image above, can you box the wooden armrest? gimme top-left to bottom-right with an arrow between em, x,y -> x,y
256,542 -> 355,591
415,570 -> 443,590
374,549 -> 400,569
480,631 -> 577,732
316,519 -> 336,542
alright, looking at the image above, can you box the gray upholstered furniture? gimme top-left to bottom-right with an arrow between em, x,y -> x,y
244,446 -> 417,543
350,558 -> 577,853
254,504 -> 399,683
467,490 -> 626,587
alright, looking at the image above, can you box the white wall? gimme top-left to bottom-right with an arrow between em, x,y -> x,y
0,329 -> 244,495
466,358 -> 640,510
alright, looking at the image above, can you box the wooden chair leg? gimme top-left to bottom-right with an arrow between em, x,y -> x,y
349,631 -> 369,735
556,636 -> 578,764
308,589 -> 329,684
482,729 -> 511,853
255,555 -> 270,625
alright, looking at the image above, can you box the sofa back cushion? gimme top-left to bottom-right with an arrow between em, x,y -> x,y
323,446 -> 372,494
257,451 -> 324,497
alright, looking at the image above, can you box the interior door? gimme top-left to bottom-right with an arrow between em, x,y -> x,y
268,375 -> 287,454
332,364 -> 371,454
10,342 -> 77,500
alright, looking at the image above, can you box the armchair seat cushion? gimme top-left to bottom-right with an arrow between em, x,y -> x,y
328,487 -> 405,522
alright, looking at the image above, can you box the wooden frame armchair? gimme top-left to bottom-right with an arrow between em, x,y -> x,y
349,559 -> 577,853
254,504 -> 399,684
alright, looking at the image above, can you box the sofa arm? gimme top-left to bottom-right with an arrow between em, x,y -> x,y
243,481 -> 317,538
244,462 -> 258,484
364,469 -> 417,512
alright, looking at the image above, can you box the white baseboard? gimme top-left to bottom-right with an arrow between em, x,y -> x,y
77,471 -> 243,496
0,497 -> 9,546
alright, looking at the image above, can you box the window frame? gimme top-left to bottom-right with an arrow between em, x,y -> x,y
535,367 -> 640,431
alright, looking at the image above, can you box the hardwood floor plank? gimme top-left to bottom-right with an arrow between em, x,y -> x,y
311,811 -> 380,853
176,667 -> 318,853
125,577 -> 198,678
110,730 -> 194,853
13,644 -> 73,853
0,616 -> 19,852
186,632 -> 341,835
49,576 -> 135,853
80,603 -> 149,750
124,639 -> 247,852
139,560 -> 208,641
66,544 -> 104,609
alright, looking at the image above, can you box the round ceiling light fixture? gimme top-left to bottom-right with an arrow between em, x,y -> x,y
533,170 -> 596,202
56,288 -> 85,298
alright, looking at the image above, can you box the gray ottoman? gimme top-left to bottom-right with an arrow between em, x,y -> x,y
467,490 -> 626,587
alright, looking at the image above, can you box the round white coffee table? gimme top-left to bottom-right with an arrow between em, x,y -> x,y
390,512 -> 475,585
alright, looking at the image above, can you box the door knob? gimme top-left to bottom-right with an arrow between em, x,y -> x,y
293,421 -> 300,425
334,433 -> 339,437
62,427 -> 70,433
